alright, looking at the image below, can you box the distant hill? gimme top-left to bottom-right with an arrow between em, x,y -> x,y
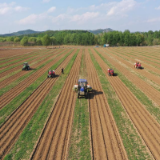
0,28 -> 113,37
0,29 -> 42,37
88,28 -> 113,34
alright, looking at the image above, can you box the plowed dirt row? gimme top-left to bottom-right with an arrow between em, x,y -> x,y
107,50 -> 160,86
0,49 -> 37,59
113,48 -> 160,69
0,49 -> 64,89
0,50 -> 55,78
111,49 -> 160,76
92,49 -> 160,159
0,49 -> 76,159
86,50 -> 127,160
98,49 -> 160,106
31,50 -> 82,160
0,49 -> 71,109
116,49 -> 160,74
0,50 -> 42,70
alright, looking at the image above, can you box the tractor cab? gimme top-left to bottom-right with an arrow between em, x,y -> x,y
108,68 -> 114,76
134,62 -> 142,69
22,62 -> 30,70
47,70 -> 55,78
73,79 -> 92,98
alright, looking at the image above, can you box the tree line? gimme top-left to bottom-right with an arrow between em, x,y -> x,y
0,30 -> 160,46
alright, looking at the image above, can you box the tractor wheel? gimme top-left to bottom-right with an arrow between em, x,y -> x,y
77,91 -> 80,98
85,92 -> 88,99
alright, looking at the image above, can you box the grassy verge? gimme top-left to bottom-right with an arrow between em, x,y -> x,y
4,50 -> 79,160
68,51 -> 91,160
0,50 -> 73,125
0,49 -> 69,96
95,49 -> 160,124
90,49 -> 152,160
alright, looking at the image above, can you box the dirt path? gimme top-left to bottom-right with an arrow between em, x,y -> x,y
86,49 -> 128,160
0,49 -> 71,109
93,49 -> 160,159
30,50 -> 82,160
98,49 -> 160,106
0,50 -> 76,160
0,49 -> 65,89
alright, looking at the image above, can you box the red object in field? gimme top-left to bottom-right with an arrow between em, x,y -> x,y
108,68 -> 114,76
49,70 -> 55,75
48,70 -> 55,78
138,63 -> 141,68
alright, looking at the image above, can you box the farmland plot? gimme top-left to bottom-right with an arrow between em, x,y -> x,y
0,46 -> 160,160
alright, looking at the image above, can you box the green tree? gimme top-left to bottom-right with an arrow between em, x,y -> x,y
36,38 -> 42,45
41,35 -> 51,46
6,36 -> 14,42
20,36 -> 28,46
14,37 -> 20,42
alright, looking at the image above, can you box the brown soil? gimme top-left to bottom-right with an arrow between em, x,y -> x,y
30,50 -> 82,160
93,48 -> 160,159
0,49 -> 71,109
86,49 -> 128,160
0,49 -> 77,159
0,49 -> 66,89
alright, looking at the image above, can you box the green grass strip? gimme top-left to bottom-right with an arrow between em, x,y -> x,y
95,49 -> 160,124
0,49 -> 69,96
4,50 -> 79,160
0,50 -> 59,83
107,51 -> 160,92
68,51 -> 91,160
0,50 -> 73,126
0,51 -> 40,68
90,49 -> 152,160
0,50 -> 52,74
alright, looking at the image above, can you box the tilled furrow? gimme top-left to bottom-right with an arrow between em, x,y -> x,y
86,49 -> 127,160
107,50 -> 160,86
31,50 -> 82,160
99,49 -> 160,105
93,49 -> 160,159
0,50 -> 43,71
0,50 -> 59,79
0,49 -> 71,109
0,49 -> 37,60
0,49 -> 63,89
0,50 -> 76,159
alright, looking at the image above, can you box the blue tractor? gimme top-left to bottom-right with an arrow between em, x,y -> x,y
74,79 -> 92,99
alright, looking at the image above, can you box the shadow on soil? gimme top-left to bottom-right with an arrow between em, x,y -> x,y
113,73 -> 118,76
88,89 -> 103,99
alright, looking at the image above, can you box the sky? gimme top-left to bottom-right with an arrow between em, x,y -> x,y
0,0 -> 160,34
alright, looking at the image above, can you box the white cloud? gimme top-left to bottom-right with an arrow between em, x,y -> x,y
18,6 -> 56,25
147,17 -> 160,23
71,12 -> 99,24
18,13 -> 47,25
43,0 -> 51,3
52,14 -> 67,23
107,0 -> 137,17
14,6 -> 29,12
155,6 -> 160,10
0,2 -> 29,15
47,7 -> 56,13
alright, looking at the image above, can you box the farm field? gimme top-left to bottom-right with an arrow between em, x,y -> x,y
0,46 -> 160,160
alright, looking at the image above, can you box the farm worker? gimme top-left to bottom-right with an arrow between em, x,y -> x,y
61,68 -> 64,74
